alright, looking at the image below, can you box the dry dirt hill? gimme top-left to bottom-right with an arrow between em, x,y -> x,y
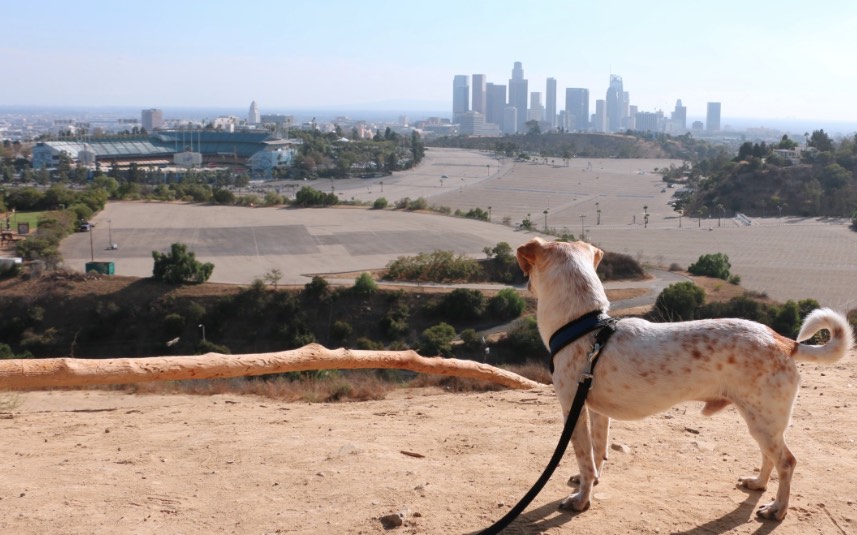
0,349 -> 854,534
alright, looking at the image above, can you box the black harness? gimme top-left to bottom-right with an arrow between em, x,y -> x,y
478,310 -> 619,535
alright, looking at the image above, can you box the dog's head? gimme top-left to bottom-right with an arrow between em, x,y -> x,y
516,238 -> 609,314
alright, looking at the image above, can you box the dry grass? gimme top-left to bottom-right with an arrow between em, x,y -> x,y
115,361 -> 553,402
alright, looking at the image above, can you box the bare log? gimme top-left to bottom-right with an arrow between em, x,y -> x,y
0,344 -> 543,391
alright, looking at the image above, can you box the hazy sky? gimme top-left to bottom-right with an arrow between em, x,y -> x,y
4,0 -> 857,123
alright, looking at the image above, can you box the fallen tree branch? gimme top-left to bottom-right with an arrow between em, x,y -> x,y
0,344 -> 543,391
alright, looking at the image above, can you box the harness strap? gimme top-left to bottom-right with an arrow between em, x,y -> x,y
548,311 -> 614,373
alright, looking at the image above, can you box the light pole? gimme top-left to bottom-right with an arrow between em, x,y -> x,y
543,209 -> 549,231
596,202 -> 600,225
488,206 -> 492,221
199,324 -> 206,342
108,218 -> 113,247
88,226 -> 94,262
579,214 -> 586,240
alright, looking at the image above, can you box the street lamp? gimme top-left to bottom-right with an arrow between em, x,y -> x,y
595,202 -> 600,225
198,324 -> 206,342
543,209 -> 549,231
579,214 -> 586,240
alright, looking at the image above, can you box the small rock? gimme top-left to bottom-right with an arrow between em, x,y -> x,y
684,427 -> 700,434
610,443 -> 631,454
693,441 -> 715,452
379,512 -> 404,529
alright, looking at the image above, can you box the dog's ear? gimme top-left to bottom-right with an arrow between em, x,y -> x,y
590,244 -> 604,269
516,238 -> 543,276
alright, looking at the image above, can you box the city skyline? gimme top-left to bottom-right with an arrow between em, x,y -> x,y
4,1 -> 857,126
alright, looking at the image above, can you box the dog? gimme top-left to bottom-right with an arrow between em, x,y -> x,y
516,237 -> 853,521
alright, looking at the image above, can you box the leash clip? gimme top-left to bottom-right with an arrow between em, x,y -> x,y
579,342 -> 603,383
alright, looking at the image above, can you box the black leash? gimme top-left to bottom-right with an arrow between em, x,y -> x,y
477,314 -> 617,535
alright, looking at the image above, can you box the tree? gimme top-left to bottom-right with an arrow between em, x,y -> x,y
353,272 -> 378,295
152,243 -> 214,284
525,120 -> 541,135
262,268 -> 283,289
488,288 -> 526,320
808,129 -> 834,153
421,322 -> 457,356
688,253 -> 732,280
435,288 -> 485,321
653,281 -> 705,321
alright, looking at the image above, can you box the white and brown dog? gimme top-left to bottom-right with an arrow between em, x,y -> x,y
516,237 -> 853,521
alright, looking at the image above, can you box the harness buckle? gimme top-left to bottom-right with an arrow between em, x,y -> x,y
579,342 -> 603,384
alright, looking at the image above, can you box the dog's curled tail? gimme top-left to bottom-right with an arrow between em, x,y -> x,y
793,308 -> 854,364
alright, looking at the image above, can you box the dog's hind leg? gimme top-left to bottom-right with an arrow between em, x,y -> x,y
735,394 -> 798,521
559,407 -> 597,512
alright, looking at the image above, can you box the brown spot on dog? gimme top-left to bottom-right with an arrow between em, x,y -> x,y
768,328 -> 798,357
691,350 -> 702,360
727,355 -> 736,365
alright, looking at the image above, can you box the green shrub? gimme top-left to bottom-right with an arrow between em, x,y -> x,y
771,300 -> 801,338
688,253 -> 732,280
506,317 -> 545,357
330,320 -> 353,345
353,272 -> 378,295
372,197 -> 388,209
459,328 -> 482,351
163,313 -> 185,338
381,304 -> 410,338
420,322 -> 457,356
152,243 -> 214,284
303,276 -> 331,301
488,288 -> 526,320
597,251 -> 645,281
434,288 -> 486,321
653,281 -> 705,321
385,250 -> 483,282
212,188 -> 235,204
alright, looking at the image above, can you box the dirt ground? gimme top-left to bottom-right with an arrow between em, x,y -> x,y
1,350 -> 854,534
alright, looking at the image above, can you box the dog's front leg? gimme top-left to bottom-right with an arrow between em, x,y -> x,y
559,406 -> 597,512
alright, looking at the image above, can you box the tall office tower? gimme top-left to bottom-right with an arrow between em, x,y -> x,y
605,75 -> 624,132
452,75 -> 470,121
594,99 -> 607,133
545,77 -> 557,128
486,83 -> 507,128
706,102 -> 721,131
565,88 -> 589,131
671,99 -> 687,131
508,62 -> 528,133
502,106 -> 518,135
141,109 -> 164,131
248,101 -> 261,125
471,74 -> 487,116
529,92 -> 544,122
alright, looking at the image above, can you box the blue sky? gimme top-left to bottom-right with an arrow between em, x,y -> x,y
4,0 -> 857,124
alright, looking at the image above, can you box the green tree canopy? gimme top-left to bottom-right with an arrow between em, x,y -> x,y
152,243 -> 214,284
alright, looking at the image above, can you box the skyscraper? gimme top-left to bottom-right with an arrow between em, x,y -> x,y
529,92 -> 544,122
594,99 -> 607,133
565,88 -> 589,131
508,62 -> 528,133
471,74 -> 487,116
452,75 -> 470,121
545,78 -> 557,128
706,102 -> 721,132
141,109 -> 164,131
248,101 -> 261,125
486,83 -> 507,129
606,75 -> 624,132
671,99 -> 687,132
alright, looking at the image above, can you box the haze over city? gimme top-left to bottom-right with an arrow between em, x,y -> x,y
4,0 -> 857,132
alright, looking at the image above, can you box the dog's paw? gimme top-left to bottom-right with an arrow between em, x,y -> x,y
737,476 -> 767,491
567,474 -> 599,487
756,501 -> 787,521
559,493 -> 590,512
